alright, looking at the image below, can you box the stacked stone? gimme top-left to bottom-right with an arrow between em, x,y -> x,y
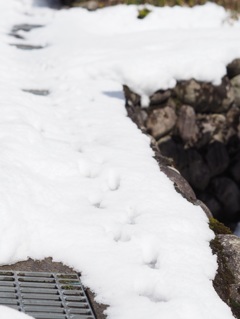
123,59 -> 240,228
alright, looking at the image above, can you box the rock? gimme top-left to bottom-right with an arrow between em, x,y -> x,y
211,234 -> 240,319
227,135 -> 240,157
177,105 -> 199,145
229,157 -> 240,184
198,113 -> 227,143
205,141 -> 229,177
158,137 -> 177,159
174,77 -> 234,113
227,58 -> 240,79
158,138 -> 185,168
160,165 -> 197,203
197,192 -> 222,219
146,106 -> 177,139
70,0 -> 98,10
182,150 -> 210,191
230,74 -> 240,107
211,177 -> 240,221
194,199 -> 213,219
226,105 -> 240,130
150,90 -> 171,106
174,79 -> 201,106
123,85 -> 141,107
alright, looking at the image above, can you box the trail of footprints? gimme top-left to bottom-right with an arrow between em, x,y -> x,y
9,18 -> 163,305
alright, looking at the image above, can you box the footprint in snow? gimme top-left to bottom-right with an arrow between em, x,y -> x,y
113,229 -> 131,243
78,159 -> 98,178
141,237 -> 159,269
107,169 -> 120,191
88,191 -> 104,209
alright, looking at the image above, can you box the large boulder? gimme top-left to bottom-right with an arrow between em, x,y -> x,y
211,234 -> 240,319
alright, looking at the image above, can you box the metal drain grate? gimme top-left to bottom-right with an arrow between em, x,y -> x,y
0,271 -> 95,319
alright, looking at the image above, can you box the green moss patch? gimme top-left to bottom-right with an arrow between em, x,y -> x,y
137,7 -> 151,18
209,217 -> 232,235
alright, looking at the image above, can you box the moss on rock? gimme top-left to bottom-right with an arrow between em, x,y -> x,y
209,217 -> 232,235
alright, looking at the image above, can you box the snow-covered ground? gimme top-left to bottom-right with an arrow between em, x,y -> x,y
0,1 -> 239,318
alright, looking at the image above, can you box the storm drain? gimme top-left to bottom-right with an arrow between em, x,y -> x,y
0,271 -> 95,319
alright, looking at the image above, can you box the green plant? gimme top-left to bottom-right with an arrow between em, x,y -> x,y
137,7 -> 151,18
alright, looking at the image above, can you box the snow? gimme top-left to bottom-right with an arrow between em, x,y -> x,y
0,1 -> 239,319
0,306 -> 32,319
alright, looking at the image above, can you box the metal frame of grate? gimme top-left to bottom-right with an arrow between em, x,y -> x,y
0,271 -> 95,319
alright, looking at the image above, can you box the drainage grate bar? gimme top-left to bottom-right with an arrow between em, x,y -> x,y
69,316 -> 94,319
0,299 -> 18,305
0,272 -> 13,276
18,273 -> 54,278
21,294 -> 61,300
0,282 -> 15,287
20,288 -> 59,294
28,313 -> 67,319
0,292 -> 16,298
19,282 -> 56,288
69,309 -> 91,315
23,300 -> 63,306
0,271 -> 95,319
0,276 -> 14,281
19,277 -> 55,283
0,287 -> 16,292
25,306 -> 65,313
65,297 -> 87,302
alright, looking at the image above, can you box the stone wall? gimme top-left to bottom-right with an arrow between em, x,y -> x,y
123,58 -> 240,230
60,0 -> 240,12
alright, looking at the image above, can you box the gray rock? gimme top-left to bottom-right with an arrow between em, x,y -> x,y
205,141 -> 229,177
230,158 -> 240,184
215,234 -> 240,318
146,106 -> 177,139
198,113 -> 227,144
226,106 -> 240,130
219,235 -> 240,283
123,85 -> 141,107
230,74 -> 240,107
211,177 -> 240,221
72,0 -> 98,10
194,199 -> 213,219
177,105 -> 199,145
175,78 -> 234,113
227,58 -> 240,79
150,90 -> 171,106
181,150 -> 210,191
160,165 -> 197,203
174,79 -> 201,106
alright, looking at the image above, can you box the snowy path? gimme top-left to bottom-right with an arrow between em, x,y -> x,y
0,1 -> 239,318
